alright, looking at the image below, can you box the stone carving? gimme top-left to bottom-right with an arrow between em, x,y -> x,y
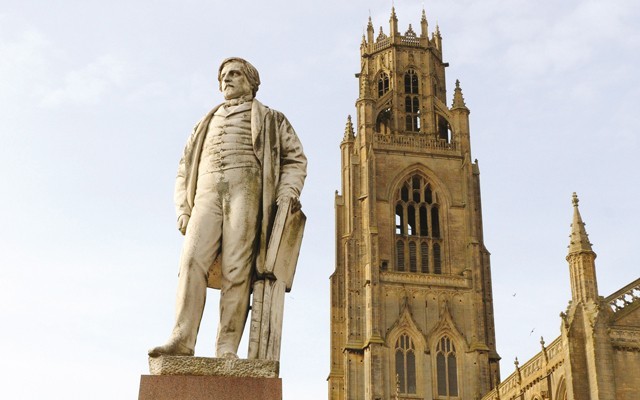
149,57 -> 307,361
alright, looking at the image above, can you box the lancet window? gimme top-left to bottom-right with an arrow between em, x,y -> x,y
404,69 -> 420,132
436,336 -> 458,397
394,174 -> 443,273
395,334 -> 417,395
378,72 -> 390,97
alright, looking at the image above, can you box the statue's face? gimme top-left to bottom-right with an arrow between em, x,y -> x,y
220,61 -> 252,100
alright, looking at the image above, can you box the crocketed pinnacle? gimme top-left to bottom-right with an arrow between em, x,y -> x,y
452,79 -> 468,109
568,192 -> 593,253
421,8 -> 427,22
344,115 -> 355,140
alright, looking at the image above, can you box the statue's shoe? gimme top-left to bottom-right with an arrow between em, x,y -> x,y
218,351 -> 239,359
148,340 -> 194,357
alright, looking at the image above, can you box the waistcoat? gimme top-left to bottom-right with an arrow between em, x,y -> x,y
198,102 -> 258,174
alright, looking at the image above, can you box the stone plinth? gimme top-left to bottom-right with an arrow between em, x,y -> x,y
149,356 -> 279,377
139,356 -> 282,400
138,375 -> 282,400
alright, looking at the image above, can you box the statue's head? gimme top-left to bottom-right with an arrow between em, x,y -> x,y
218,57 -> 261,100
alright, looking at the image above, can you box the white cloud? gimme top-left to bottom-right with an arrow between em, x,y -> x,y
0,18 -> 49,106
41,54 -> 128,107
0,15 -> 130,110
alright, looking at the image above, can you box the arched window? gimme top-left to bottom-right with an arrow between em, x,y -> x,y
376,108 -> 392,135
436,336 -> 458,397
404,69 -> 419,94
437,115 -> 451,142
394,174 -> 444,273
378,72 -> 390,97
395,334 -> 417,394
404,69 -> 420,132
405,96 -> 420,132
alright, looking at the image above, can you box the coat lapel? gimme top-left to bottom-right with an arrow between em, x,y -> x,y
251,99 -> 268,164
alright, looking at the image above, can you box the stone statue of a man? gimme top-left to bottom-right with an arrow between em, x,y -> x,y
149,57 -> 307,359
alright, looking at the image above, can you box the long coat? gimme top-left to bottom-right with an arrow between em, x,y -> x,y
174,98 -> 307,279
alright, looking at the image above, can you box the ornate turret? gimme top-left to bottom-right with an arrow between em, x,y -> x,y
566,192 -> 599,303
420,8 -> 428,38
367,16 -> 374,45
389,7 -> 398,36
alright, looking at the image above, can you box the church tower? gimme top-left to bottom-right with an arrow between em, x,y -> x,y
329,8 -> 500,400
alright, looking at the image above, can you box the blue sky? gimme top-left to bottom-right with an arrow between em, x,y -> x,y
1,1 -> 639,398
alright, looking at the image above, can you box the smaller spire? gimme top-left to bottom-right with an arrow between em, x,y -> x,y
389,5 -> 398,36
366,15 -> 374,44
452,79 -> 468,110
405,23 -> 416,37
420,7 -> 429,38
344,115 -> 355,140
377,26 -> 387,41
568,192 -> 593,253
432,23 -> 442,50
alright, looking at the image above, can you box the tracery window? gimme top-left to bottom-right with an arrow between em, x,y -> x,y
395,334 -> 417,394
404,69 -> 420,132
405,96 -> 420,132
436,336 -> 458,397
394,174 -> 443,273
404,69 -> 419,94
378,72 -> 390,97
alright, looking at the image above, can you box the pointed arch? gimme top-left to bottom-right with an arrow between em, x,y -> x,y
435,111 -> 452,142
427,302 -> 466,400
387,165 -> 451,274
377,70 -> 390,97
435,335 -> 458,396
386,300 -> 427,397
556,377 -> 567,400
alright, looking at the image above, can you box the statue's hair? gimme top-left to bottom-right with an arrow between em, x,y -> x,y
218,57 -> 261,96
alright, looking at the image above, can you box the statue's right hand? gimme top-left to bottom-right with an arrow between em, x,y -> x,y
177,214 -> 190,235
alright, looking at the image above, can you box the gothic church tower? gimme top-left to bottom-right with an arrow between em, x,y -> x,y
329,8 -> 500,400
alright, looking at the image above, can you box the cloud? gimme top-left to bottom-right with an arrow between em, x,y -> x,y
0,15 -> 130,110
41,54 -> 128,107
0,18 -> 49,106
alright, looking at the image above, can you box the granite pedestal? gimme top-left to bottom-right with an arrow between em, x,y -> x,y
139,356 -> 282,400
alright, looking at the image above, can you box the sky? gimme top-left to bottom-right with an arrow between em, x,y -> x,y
1,0 -> 639,398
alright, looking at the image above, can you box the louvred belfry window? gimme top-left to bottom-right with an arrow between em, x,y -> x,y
394,174 -> 444,273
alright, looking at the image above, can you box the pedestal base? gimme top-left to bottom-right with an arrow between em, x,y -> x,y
138,375 -> 282,400
149,356 -> 279,378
